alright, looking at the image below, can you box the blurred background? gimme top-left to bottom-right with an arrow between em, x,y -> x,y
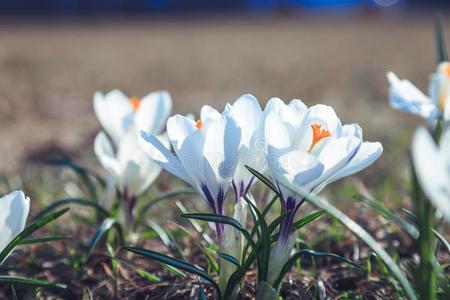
0,0 -> 446,182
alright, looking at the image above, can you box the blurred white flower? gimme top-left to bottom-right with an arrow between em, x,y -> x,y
264,98 -> 382,284
93,89 -> 172,146
140,106 -> 241,237
94,130 -> 164,198
93,90 -> 172,227
0,191 -> 30,264
387,62 -> 450,121
412,127 -> 450,221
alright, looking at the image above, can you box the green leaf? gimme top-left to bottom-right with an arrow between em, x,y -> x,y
272,172 -> 418,300
218,252 -> 241,269
0,276 -> 66,290
175,200 -> 214,245
273,249 -> 363,290
83,218 -> 123,264
0,208 -> 69,264
37,156 -> 104,200
245,166 -> 279,196
135,268 -> 161,283
33,198 -> 110,221
435,17 -> 448,63
135,189 -> 197,225
124,246 -> 221,299
270,210 -> 325,242
243,195 -> 270,283
146,220 -> 184,259
19,236 -> 70,245
358,194 -> 419,238
181,213 -> 257,251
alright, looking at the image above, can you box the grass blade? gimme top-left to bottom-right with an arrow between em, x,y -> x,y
435,16 -> 448,63
83,218 -> 123,264
19,236 -> 70,245
135,189 -> 197,225
272,172 -> 418,300
245,166 -> 279,195
0,208 -> 69,264
33,198 -> 110,221
124,246 -> 221,299
272,249 -> 363,290
0,276 -> 66,290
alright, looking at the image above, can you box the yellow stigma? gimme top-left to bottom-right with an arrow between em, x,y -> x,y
195,119 -> 202,129
308,123 -> 331,152
129,97 -> 141,112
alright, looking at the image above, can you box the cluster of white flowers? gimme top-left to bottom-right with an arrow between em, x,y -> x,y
388,62 -> 450,221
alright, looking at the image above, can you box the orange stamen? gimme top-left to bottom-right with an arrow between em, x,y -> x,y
309,123 -> 331,151
195,119 -> 202,129
129,97 -> 141,111
441,63 -> 450,77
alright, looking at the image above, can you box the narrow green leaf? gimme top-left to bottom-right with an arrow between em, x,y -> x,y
135,268 -> 161,283
135,189 -> 197,225
19,236 -> 70,245
218,252 -> 241,269
245,166 -> 279,196
181,213 -> 257,251
435,17 -> 448,63
358,194 -> 419,238
262,195 -> 279,217
243,195 -> 270,283
124,246 -> 221,299
146,220 -> 184,259
0,276 -> 66,290
83,218 -> 123,264
33,198 -> 110,221
0,208 -> 69,264
270,210 -> 325,242
272,173 -> 418,300
273,249 -> 363,290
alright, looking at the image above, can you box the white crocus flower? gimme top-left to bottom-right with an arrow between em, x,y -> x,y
387,62 -> 450,121
227,95 -> 266,200
93,90 -> 172,226
140,109 -> 241,237
198,94 -> 265,201
264,98 -> 383,285
412,127 -> 450,221
93,89 -> 172,147
0,191 -> 30,265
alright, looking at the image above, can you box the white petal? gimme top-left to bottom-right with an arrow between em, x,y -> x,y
200,105 -> 221,132
412,127 -> 450,221
93,90 -> 134,146
318,141 -> 383,191
167,115 -> 206,185
135,91 -> 172,135
140,131 -> 194,187
387,72 -> 438,119
342,123 -> 363,140
270,150 -> 323,187
303,104 -> 342,136
202,112 -> 241,196
117,130 -> 159,196
230,94 -> 263,147
264,112 -> 291,151
0,191 -> 30,261
308,136 -> 361,190
94,132 -> 121,183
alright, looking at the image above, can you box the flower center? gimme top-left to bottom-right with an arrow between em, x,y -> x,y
195,119 -> 202,129
129,97 -> 141,112
308,123 -> 331,152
